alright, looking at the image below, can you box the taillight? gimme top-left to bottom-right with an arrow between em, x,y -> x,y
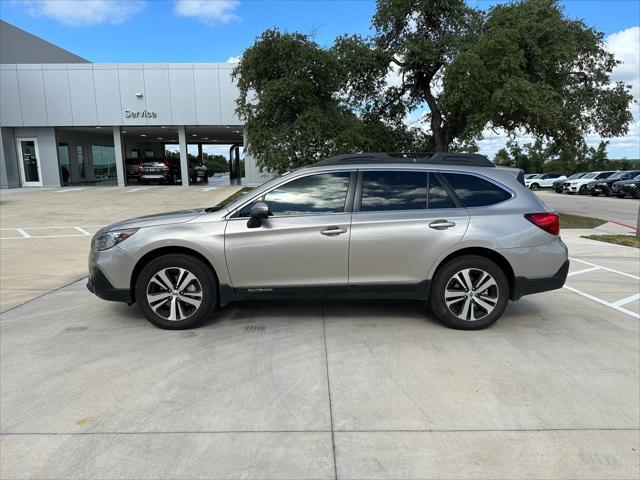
136,164 -> 143,173
525,212 -> 559,236
162,161 -> 170,171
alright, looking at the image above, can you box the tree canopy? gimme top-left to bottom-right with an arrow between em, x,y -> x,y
234,0 -> 634,173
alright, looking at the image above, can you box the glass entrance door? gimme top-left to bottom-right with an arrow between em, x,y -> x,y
16,138 -> 42,186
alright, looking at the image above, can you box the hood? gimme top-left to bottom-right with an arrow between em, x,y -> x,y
104,209 -> 205,231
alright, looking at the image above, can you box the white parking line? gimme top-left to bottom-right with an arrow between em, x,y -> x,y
127,188 -> 148,193
201,187 -> 218,192
15,228 -> 31,239
612,293 -> 640,308
1,234 -> 89,240
0,225 -> 103,231
570,257 -> 639,280
567,266 -> 600,277
74,226 -> 91,236
563,285 -> 640,320
55,188 -> 84,193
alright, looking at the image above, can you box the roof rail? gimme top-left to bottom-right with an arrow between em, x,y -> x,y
312,152 -> 494,167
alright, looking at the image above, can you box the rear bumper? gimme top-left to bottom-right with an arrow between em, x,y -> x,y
87,265 -> 131,303
511,260 -> 569,301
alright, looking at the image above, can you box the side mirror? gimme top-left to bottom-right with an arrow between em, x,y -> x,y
247,201 -> 270,228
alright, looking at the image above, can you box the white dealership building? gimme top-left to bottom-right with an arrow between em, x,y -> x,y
0,20 -> 267,189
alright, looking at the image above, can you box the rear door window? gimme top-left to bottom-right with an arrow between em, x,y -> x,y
443,173 -> 512,207
428,173 -> 457,209
360,171 -> 427,212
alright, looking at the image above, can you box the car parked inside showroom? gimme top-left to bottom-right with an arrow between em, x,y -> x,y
88,152 -> 568,331
137,158 -> 208,185
563,170 -> 617,194
525,172 -> 566,190
553,172 -> 586,193
611,173 -> 640,199
586,170 -> 640,197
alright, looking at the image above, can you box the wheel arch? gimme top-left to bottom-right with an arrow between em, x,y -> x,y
130,246 -> 220,303
430,247 -> 516,300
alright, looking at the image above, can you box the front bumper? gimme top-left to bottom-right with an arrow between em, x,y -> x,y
87,265 -> 132,303
511,260 -> 569,301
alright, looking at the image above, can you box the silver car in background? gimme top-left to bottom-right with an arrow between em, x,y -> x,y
87,153 -> 568,330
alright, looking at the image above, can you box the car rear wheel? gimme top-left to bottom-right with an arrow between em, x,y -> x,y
529,183 -> 539,190
135,254 -> 217,330
590,191 -> 600,196
579,185 -> 587,194
430,255 -> 509,330
632,186 -> 640,199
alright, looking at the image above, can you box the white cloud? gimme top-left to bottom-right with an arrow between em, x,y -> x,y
226,55 -> 241,63
174,0 -> 240,25
606,26 -> 640,101
15,0 -> 145,26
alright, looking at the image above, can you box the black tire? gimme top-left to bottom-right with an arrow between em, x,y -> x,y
530,183 -> 539,190
590,191 -> 599,196
632,186 -> 640,200
578,185 -> 587,194
135,254 -> 218,330
602,186 -> 611,197
615,194 -> 625,198
430,255 -> 509,330
554,187 -> 563,193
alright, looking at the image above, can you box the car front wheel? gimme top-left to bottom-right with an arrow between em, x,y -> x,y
529,183 -> 539,190
430,255 -> 509,330
135,254 -> 218,329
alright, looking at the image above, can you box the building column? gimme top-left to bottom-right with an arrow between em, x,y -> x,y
113,126 -> 125,187
177,126 -> 189,187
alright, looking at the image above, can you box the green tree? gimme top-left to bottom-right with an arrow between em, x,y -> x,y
493,147 -> 513,167
356,0 -> 633,152
233,1 -> 633,170
202,154 -> 229,175
233,29 -> 418,173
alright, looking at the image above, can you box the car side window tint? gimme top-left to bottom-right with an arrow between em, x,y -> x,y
360,171 -> 427,212
241,172 -> 351,217
428,173 -> 457,209
443,173 -> 511,207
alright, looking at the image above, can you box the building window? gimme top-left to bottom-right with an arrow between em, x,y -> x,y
91,145 -> 117,185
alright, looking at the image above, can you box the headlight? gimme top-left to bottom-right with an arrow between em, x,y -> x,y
91,228 -> 138,251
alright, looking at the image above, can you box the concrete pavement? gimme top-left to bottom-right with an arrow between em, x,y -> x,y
536,190 -> 639,230
1,232 -> 638,479
0,185 -> 241,310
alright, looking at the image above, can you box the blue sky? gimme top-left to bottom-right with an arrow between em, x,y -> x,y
2,0 -> 639,158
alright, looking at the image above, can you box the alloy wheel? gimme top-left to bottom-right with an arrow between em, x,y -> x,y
146,267 -> 203,321
444,268 -> 499,322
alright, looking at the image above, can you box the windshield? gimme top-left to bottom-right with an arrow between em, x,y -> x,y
582,172 -> 597,179
205,187 -> 256,212
567,172 -> 584,180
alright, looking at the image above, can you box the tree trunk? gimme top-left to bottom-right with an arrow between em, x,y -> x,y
424,87 -> 448,152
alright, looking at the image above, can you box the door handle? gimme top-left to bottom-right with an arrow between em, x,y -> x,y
429,220 -> 456,230
320,226 -> 347,236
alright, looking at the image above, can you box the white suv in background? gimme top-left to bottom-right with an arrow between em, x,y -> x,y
525,173 -> 566,190
563,171 -> 617,194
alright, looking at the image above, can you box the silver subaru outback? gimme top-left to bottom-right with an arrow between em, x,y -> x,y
87,153 -> 568,330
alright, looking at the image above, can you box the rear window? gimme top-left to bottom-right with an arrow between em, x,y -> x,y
443,173 -> 512,207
